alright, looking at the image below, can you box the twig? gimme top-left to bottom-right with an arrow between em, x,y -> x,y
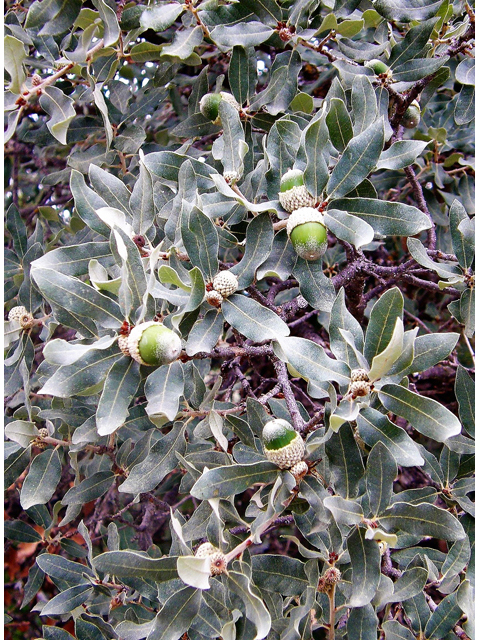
403,165 -> 436,250
270,355 -> 305,432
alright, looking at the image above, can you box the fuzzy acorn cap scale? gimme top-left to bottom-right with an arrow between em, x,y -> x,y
212,271 -> 238,298
262,418 -> 305,469
279,169 -> 316,212
127,321 -> 182,366
118,334 -> 131,357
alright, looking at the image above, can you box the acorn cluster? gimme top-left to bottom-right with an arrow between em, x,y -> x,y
347,368 -> 372,400
279,170 -> 328,262
206,271 -> 238,307
119,321 -> 182,367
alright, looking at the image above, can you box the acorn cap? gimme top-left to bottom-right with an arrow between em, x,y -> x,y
195,543 -> 227,575
212,271 -> 238,298
348,380 -> 371,399
195,542 -> 217,558
279,170 -> 316,212
118,334 -> 131,357
206,290 -> 224,307
127,321 -> 182,366
262,419 -> 305,469
290,460 -> 308,481
8,305 -> 28,321
19,312 -> 35,329
350,368 -> 369,382
219,91 -> 241,110
324,567 -> 341,585
209,551 -> 227,576
224,171 -> 240,185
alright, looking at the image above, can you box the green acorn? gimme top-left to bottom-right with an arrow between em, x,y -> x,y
365,59 -> 391,76
286,207 -> 328,261
401,100 -> 421,129
279,169 -> 316,212
199,92 -> 240,125
127,321 -> 182,366
262,418 -> 305,469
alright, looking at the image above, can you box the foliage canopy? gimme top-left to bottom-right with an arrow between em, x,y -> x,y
4,1 -> 475,639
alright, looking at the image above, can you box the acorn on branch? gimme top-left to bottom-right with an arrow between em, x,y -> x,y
286,207 -> 328,261
350,368 -> 370,383
8,306 -> 28,322
224,171 -> 240,185
279,169 -> 316,212
262,418 -> 305,469
206,290 -> 224,308
199,92 -> 241,125
365,59 -> 392,79
323,566 -> 341,586
348,368 -> 372,399
195,542 -> 228,576
290,460 -> 309,482
8,305 -> 35,329
401,100 -> 421,129
347,380 -> 371,400
212,271 -> 238,299
127,321 -> 182,366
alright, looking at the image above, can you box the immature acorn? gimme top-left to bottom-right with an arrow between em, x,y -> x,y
401,100 -> 421,129
8,306 -> 35,329
350,368 -> 370,383
224,171 -> 240,185
127,321 -> 182,366
8,305 -> 28,322
262,418 -> 305,469
199,92 -> 240,125
286,207 -> 328,261
195,542 -> 228,576
365,59 -> 391,76
279,169 -> 316,212
206,290 -> 224,308
347,380 -> 371,400
323,567 -> 341,586
212,271 -> 238,299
